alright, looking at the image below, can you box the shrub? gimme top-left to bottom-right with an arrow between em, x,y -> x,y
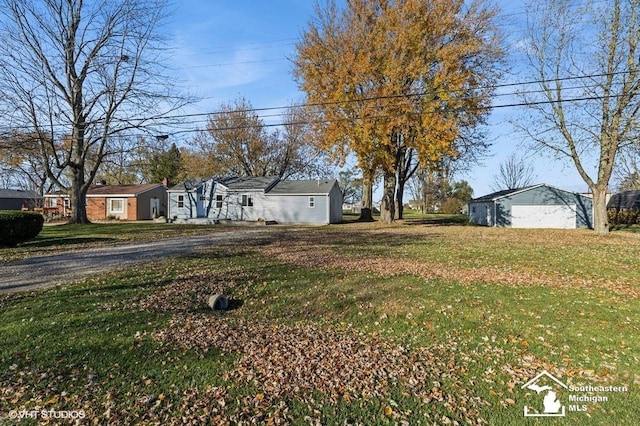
440,197 -> 464,214
608,208 -> 640,226
0,210 -> 44,247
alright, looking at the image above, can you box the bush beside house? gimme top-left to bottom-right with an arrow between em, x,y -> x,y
607,190 -> 640,225
0,210 -> 44,247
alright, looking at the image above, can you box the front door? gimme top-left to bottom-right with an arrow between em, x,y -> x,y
196,191 -> 206,217
150,197 -> 160,218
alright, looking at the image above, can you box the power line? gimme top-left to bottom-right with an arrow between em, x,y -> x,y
157,93 -> 636,137
125,70 -> 636,122
1,70 -> 633,137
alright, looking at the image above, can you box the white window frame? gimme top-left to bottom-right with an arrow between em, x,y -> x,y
242,194 -> 253,207
109,198 -> 125,214
309,196 -> 315,208
177,195 -> 184,208
216,194 -> 223,209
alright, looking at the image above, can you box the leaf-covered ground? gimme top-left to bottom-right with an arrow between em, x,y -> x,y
1,222 -> 639,424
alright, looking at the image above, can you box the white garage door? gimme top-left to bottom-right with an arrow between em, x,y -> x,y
511,204 -> 576,229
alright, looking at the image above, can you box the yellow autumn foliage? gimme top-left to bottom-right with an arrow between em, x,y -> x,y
294,0 -> 504,173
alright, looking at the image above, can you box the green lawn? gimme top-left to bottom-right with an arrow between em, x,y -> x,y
1,220 -> 639,424
0,222 -> 225,263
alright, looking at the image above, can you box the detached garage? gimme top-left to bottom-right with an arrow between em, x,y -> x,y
468,184 -> 593,229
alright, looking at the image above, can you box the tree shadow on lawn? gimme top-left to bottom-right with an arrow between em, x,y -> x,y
403,215 -> 469,226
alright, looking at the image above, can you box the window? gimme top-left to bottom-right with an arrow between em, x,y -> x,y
109,199 -> 125,214
46,197 -> 57,208
216,194 -> 223,209
242,194 -> 253,207
309,196 -> 315,208
177,195 -> 184,208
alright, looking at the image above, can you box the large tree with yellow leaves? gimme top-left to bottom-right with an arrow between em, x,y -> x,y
294,0 -> 504,222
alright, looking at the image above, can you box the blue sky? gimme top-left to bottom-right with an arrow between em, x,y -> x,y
164,0 -> 593,199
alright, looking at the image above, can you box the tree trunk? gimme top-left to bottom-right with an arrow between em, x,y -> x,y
592,186 -> 609,235
68,167 -> 90,224
359,178 -> 374,221
395,181 -> 404,220
380,168 -> 396,224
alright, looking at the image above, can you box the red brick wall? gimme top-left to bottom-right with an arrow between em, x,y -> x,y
127,198 -> 137,220
87,198 -> 106,220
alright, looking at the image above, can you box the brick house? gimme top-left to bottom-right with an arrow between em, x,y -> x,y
44,183 -> 168,221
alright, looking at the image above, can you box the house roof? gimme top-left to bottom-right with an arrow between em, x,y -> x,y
0,189 -> 41,199
607,190 -> 640,210
167,175 -> 271,192
224,176 -> 280,191
471,183 -> 593,204
167,178 -> 206,192
167,176 -> 339,195
267,179 -> 337,195
86,184 -> 163,197
470,184 -> 540,202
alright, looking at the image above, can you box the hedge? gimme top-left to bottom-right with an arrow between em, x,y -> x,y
0,210 -> 44,247
608,209 -> 640,226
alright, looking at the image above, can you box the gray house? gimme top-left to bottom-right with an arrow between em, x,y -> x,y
0,189 -> 42,210
607,190 -> 640,211
168,176 -> 343,225
468,184 -> 593,229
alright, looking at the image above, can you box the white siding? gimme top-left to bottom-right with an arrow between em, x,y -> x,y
511,204 -> 577,229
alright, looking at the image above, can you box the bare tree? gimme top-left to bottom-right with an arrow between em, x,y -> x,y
278,104 -> 335,180
491,153 -> 536,190
613,145 -> 640,191
520,0 -> 640,234
0,131 -> 61,195
0,0 -> 187,223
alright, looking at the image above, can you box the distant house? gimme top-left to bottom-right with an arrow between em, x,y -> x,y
168,176 -> 343,225
468,184 -> 593,229
44,183 -> 168,221
0,189 -> 41,210
607,190 -> 640,211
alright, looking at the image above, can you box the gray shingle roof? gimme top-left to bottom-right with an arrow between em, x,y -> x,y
0,189 -> 41,199
224,176 -> 280,191
268,180 -> 336,195
167,176 -> 338,195
168,178 -> 205,192
607,190 -> 640,210
470,185 -> 539,202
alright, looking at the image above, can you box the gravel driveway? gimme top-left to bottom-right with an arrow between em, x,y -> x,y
0,228 -> 281,294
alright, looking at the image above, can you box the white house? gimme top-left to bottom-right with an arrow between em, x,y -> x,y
167,176 -> 343,225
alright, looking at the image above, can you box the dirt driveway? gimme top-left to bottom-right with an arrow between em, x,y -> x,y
0,228 -> 283,294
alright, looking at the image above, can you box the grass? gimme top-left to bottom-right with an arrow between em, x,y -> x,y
1,218 -> 639,424
0,222 -> 225,263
